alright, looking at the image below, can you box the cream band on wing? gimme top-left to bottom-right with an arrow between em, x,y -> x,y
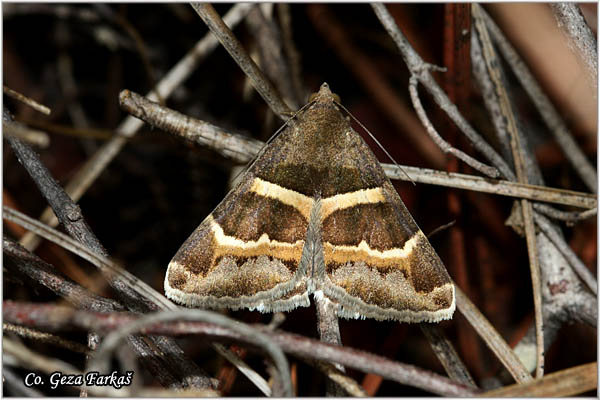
250,177 -> 313,220
320,187 -> 386,220
210,218 -> 304,261
324,230 -> 423,266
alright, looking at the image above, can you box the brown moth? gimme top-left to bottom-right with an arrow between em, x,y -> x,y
165,83 -> 455,322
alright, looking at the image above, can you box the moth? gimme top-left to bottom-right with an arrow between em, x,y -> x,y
165,83 -> 455,322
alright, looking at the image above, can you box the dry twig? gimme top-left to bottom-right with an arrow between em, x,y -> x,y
372,4 -> 504,179
480,6 -> 597,193
3,301 -> 479,397
3,85 -> 51,115
472,4 -> 544,378
191,3 -> 292,119
19,3 -> 254,251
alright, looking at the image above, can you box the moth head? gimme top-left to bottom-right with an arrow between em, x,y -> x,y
309,82 -> 341,104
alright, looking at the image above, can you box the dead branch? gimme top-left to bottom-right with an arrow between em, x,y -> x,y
3,301 -> 479,396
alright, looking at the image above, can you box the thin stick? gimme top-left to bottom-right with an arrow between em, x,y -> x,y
213,344 -> 272,396
3,337 -> 219,397
19,3 -> 254,251
3,323 -> 89,354
533,203 -> 596,223
481,362 -> 597,397
87,309 -> 293,397
277,4 -> 306,104
3,86 -> 51,115
191,3 -> 293,119
479,6 -> 597,193
119,89 -> 597,210
3,239 -> 187,387
4,206 -> 176,311
5,132 -> 108,257
408,73 -> 498,178
472,4 -> 544,377
309,360 -> 367,397
455,285 -> 533,383
314,294 -> 346,396
534,213 -> 598,294
2,121 -> 49,148
245,6 -> 300,110
371,4 -> 511,180
383,164 -> 595,209
420,324 -> 477,388
4,206 -> 272,393
119,90 -> 263,163
4,301 -> 479,397
550,4 -> 597,90
3,236 -> 121,312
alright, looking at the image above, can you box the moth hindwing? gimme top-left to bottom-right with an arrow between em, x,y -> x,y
165,83 -> 455,322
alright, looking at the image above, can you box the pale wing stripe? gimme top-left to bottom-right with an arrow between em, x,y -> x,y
325,230 -> 423,259
321,187 -> 386,219
210,218 -> 303,250
250,177 -> 313,219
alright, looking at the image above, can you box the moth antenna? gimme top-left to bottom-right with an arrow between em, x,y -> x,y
335,100 -> 416,186
231,100 -> 317,186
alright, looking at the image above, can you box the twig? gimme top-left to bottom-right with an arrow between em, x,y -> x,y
3,301 -> 479,397
4,112 -> 107,257
420,324 -> 477,388
471,30 -> 596,227
3,323 -> 89,354
471,7 -> 597,380
3,3 -> 100,22
511,230 -> 597,377
86,309 -> 293,397
550,4 -> 598,91
119,90 -> 263,163
481,362 -> 597,397
472,5 -> 544,377
3,85 -> 51,115
3,237 -> 191,388
372,3 -> 508,179
276,4 -> 306,104
4,206 -> 212,386
408,69 -> 499,178
454,285 -> 533,383
4,206 -> 175,311
191,3 -> 292,119
245,6 -> 300,109
533,202 -> 597,223
119,89 -> 597,211
19,3 -> 254,251
2,120 -> 49,148
3,337 -> 220,397
314,293 -> 346,396
534,213 -> 598,295
309,360 -> 367,397
213,344 -> 272,396
4,206 -> 270,393
479,5 -> 598,193
3,237 -> 121,312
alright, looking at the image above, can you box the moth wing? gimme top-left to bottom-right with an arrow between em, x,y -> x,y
316,130 -> 455,322
165,169 -> 312,312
